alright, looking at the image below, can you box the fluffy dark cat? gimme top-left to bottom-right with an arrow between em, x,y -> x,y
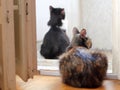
40,6 -> 70,59
59,46 -> 108,88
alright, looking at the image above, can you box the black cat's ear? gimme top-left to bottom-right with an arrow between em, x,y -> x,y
49,6 -> 53,11
61,9 -> 65,19
61,9 -> 65,15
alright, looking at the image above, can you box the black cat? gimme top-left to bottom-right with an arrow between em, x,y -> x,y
40,6 -> 70,59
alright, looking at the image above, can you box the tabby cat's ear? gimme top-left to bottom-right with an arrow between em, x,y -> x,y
49,6 -> 53,11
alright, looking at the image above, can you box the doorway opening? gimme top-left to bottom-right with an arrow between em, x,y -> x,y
36,0 -> 113,75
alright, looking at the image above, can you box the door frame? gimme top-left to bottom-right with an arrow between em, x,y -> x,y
15,0 -> 38,81
0,0 -> 16,90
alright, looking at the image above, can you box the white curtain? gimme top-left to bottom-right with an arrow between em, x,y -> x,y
112,0 -> 120,79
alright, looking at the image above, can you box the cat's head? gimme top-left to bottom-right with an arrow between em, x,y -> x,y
48,6 -> 65,26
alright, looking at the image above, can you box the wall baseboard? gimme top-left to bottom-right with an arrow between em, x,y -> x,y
38,66 -> 118,80
106,73 -> 118,80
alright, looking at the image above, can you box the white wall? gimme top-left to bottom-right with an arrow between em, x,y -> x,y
36,0 -> 81,41
81,0 -> 112,49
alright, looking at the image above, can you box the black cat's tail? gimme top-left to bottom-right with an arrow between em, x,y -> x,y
40,44 -> 50,59
40,44 -> 58,59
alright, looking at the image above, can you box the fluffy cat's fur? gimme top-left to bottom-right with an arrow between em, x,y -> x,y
59,47 -> 108,88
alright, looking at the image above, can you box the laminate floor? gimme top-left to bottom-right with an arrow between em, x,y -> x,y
16,75 -> 120,90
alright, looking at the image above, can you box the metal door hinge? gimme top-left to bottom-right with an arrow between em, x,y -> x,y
6,10 -> 10,23
26,2 -> 29,15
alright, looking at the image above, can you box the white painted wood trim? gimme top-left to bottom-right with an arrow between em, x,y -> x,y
107,73 -> 118,80
112,0 -> 120,80
38,65 -> 118,79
